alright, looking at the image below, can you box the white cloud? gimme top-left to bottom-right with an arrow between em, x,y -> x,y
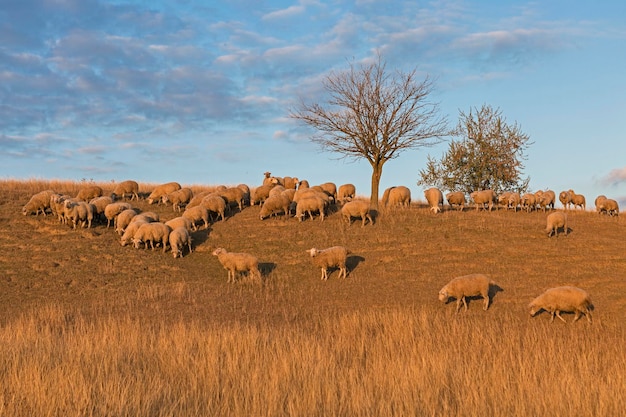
262,5 -> 305,21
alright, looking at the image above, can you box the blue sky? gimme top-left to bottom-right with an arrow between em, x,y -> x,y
1,0 -> 625,207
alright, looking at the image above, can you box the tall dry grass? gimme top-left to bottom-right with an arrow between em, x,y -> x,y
1,303 -> 624,417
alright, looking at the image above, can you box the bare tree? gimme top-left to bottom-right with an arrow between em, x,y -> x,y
290,56 -> 448,209
418,104 -> 532,195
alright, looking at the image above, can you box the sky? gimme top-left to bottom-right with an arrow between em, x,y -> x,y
1,0 -> 625,207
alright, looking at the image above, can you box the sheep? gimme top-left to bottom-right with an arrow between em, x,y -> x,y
295,196 -> 327,222
115,208 -> 139,235
520,193 -> 537,212
131,211 -> 160,224
470,190 -> 497,211
529,286 -> 593,323
218,187 -> 246,211
537,190 -> 555,212
381,186 -> 411,208
445,191 -> 466,211
164,216 -> 193,232
596,197 -> 619,216
341,200 -> 373,226
263,172 -> 281,186
259,193 -> 291,220
424,187 -> 444,213
337,183 -> 356,204
438,273 -> 498,312
568,189 -> 586,210
497,191 -> 511,209
594,195 -> 607,213
268,185 -> 286,198
251,183 -> 277,206
132,222 -> 172,252
212,247 -> 261,283
162,187 -> 193,212
559,190 -> 572,210
169,227 -> 193,258
318,182 -> 337,203
186,190 -> 213,209
49,193 -> 70,223
297,179 -> 310,189
120,219 -> 148,247
147,182 -> 181,204
182,205 -> 210,230
282,177 -> 299,190
63,200 -> 95,229
546,211 -> 568,237
104,202 -> 133,229
89,195 -> 114,221
76,185 -> 103,201
507,192 -> 521,212
112,180 -> 140,201
307,246 -> 351,280
22,189 -> 56,216
293,188 -> 330,204
200,194 -> 226,222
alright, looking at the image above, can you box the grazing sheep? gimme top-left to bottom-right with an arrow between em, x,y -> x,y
212,248 -> 261,283
546,211 -> 568,237
594,195 -> 607,213
297,179 -> 310,189
162,187 -> 193,212
307,246 -> 351,280
132,222 -> 172,252
507,192 -> 521,212
259,193 -> 291,220
200,194 -> 226,222
63,200 -> 95,229
568,189 -> 586,210
104,202 -> 133,229
381,186 -> 411,208
218,187 -> 247,211
520,193 -> 537,212
268,185 -> 286,198
147,182 -> 181,204
169,227 -> 193,258
251,183 -> 277,206
529,286 -> 593,323
112,180 -> 140,201
438,274 -> 498,312
186,190 -> 213,209
115,208 -> 139,235
131,211 -> 160,224
600,198 -> 619,216
295,196 -> 327,222
337,183 -> 356,204
22,189 -> 56,216
293,188 -> 330,204
424,187 -> 444,213
89,195 -> 114,222
446,191 -> 466,211
318,182 -> 337,203
76,185 -> 103,202
182,205 -> 210,230
282,177 -> 299,190
470,190 -> 497,211
120,220 -> 148,247
341,200 -> 373,226
49,193 -> 70,223
559,191 -> 572,210
164,216 -> 193,232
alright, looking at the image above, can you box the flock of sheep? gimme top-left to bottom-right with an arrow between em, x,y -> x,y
21,173 -> 616,323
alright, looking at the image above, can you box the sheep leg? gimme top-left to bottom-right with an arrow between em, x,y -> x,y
483,297 -> 490,311
555,311 -> 567,323
455,299 -> 463,313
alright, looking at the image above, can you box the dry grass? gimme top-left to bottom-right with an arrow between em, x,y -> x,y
1,179 -> 625,416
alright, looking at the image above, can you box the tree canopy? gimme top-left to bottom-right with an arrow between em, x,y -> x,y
290,56 -> 448,208
418,104 -> 532,195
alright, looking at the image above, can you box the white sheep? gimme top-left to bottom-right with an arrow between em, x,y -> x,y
297,179 -> 310,189
318,182 -> 338,203
112,180 -> 140,201
594,195 -> 607,213
104,202 -> 133,229
162,187 -> 193,212
529,286 -> 593,323
537,190 -> 555,212
546,211 -> 568,237
212,247 -> 261,283
182,205 -> 210,230
337,183 -> 356,204
568,189 -> 586,210
268,185 -> 286,198
164,216 -> 193,232
132,222 -> 172,252
147,182 -> 181,204
199,194 -> 227,222
89,196 -> 114,221
131,211 -> 160,224
445,191 -> 466,211
559,190 -> 572,210
115,208 -> 139,235
341,200 -> 373,226
507,192 -> 522,212
63,200 -> 95,229
259,193 -> 291,220
470,190 -> 497,211
22,189 -> 56,216
120,219 -> 148,247
307,246 -> 351,280
295,196 -> 327,222
76,185 -> 103,202
282,176 -> 299,190
218,187 -> 247,211
169,227 -> 193,258
438,273 -> 498,312
596,196 -> 619,216
251,183 -> 277,206
424,187 -> 444,213
521,193 -> 537,212
381,186 -> 411,208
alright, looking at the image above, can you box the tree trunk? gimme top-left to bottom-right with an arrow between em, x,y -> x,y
369,162 -> 383,210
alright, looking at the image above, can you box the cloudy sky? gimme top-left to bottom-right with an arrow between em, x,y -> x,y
1,0 -> 625,206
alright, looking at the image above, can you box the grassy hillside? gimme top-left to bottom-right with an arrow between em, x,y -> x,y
1,179 -> 624,416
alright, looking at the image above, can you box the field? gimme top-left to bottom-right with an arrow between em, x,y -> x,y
1,179 -> 625,416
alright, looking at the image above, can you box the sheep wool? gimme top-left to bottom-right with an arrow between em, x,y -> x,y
438,273 -> 498,313
212,248 -> 261,283
529,286 -> 593,323
341,200 -> 373,226
546,211 -> 568,237
307,246 -> 351,280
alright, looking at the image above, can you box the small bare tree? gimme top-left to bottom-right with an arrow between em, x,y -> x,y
290,56 -> 448,209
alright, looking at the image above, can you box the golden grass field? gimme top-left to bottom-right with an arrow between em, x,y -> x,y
1,179 -> 625,416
